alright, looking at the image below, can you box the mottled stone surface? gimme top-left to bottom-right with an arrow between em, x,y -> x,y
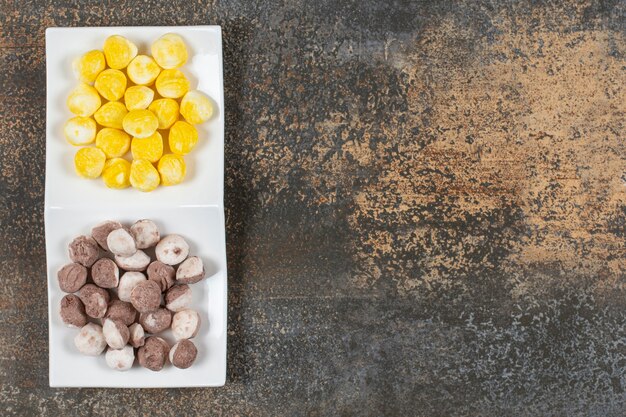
1,0 -> 625,415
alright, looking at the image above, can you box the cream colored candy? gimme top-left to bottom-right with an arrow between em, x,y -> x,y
95,69 -> 127,102
180,90 -> 213,124
131,131 -> 163,163
103,318 -> 130,350
158,154 -> 186,186
176,256 -> 205,284
94,101 -> 128,129
151,33 -> 188,69
171,309 -> 201,340
155,69 -> 190,99
74,147 -> 106,179
115,249 -> 151,272
64,116 -> 96,146
123,109 -> 159,138
130,159 -> 160,192
129,323 -> 145,348
102,158 -> 131,189
74,323 -> 107,356
105,345 -> 135,371
72,50 -> 106,84
67,83 -> 101,117
124,85 -> 155,111
127,54 -> 161,85
130,219 -> 160,249
155,234 -> 189,265
95,128 -> 131,158
118,271 -> 147,302
148,98 -> 179,130
103,35 -> 138,69
168,121 -> 198,155
107,228 -> 137,257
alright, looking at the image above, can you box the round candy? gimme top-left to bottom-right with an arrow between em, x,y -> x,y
68,235 -> 99,267
91,257 -> 119,288
72,49 -> 106,84
107,228 -> 136,257
123,109 -> 159,139
67,83 -> 101,117
78,284 -> 110,318
151,33 -> 188,69
130,280 -> 161,313
124,85 -> 155,111
74,147 -> 106,179
94,101 -> 128,129
176,256 -> 205,284
102,158 -> 131,189
138,336 -> 170,371
139,308 -> 172,333
131,131 -> 163,163
103,318 -> 130,349
130,159 -> 160,192
147,261 -> 175,292
129,323 -> 145,348
103,35 -> 138,69
171,309 -> 201,340
158,154 -> 186,186
127,54 -> 161,85
60,294 -> 89,328
155,234 -> 189,265
91,220 -> 123,251
118,271 -> 147,303
64,117 -> 96,146
57,262 -> 88,293
94,69 -> 127,102
180,90 -> 213,124
169,339 -> 197,369
155,69 -> 190,99
115,249 -> 151,272
95,128 -> 130,158
130,220 -> 160,249
105,300 -> 138,326
165,284 -> 192,312
105,345 -> 135,371
148,98 -> 179,129
74,323 -> 107,356
168,121 -> 198,155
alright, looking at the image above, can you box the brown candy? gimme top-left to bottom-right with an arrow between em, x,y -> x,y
91,220 -> 123,251
137,336 -> 170,371
139,308 -> 172,333
57,262 -> 87,293
147,261 -> 175,292
169,339 -> 198,369
78,284 -> 110,318
165,284 -> 192,312
103,318 -> 130,349
176,256 -> 205,284
105,300 -> 138,326
68,235 -> 100,267
130,280 -> 161,313
91,258 -> 119,288
130,219 -> 160,249
59,294 -> 89,328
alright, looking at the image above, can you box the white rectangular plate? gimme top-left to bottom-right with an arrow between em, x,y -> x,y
45,26 -> 226,388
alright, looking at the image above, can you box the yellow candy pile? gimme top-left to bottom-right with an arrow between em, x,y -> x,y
65,33 -> 215,192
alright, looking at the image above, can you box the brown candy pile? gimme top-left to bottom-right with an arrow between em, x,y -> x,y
58,219 -> 206,371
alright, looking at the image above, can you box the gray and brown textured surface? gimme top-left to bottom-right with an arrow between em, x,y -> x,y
1,0 -> 625,415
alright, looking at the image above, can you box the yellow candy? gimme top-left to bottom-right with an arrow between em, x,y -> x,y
122,109 -> 159,138
130,159 -> 160,192
158,154 -> 186,186
72,50 -> 105,84
74,147 -> 106,179
168,121 -> 198,155
124,86 -> 155,111
94,101 -> 128,129
67,83 -> 101,117
127,55 -> 161,85
148,98 -> 179,129
180,90 -> 213,124
155,69 -> 190,99
64,117 -> 96,146
95,128 -> 131,158
102,158 -> 131,189
103,35 -> 138,69
94,69 -> 127,101
131,131 -> 163,163
151,33 -> 188,69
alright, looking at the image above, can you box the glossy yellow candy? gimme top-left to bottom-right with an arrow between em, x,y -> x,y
95,128 -> 131,158
122,109 -> 159,138
94,101 -> 128,129
148,98 -> 179,129
127,55 -> 161,85
130,159 -> 160,192
103,35 -> 138,69
102,158 -> 131,189
74,147 -> 106,179
72,50 -> 105,84
67,83 -> 101,117
124,86 -> 154,111
151,33 -> 188,69
64,117 -> 96,146
168,121 -> 198,155
94,69 -> 127,102
180,90 -> 213,124
155,69 -> 190,99
131,131 -> 163,163
158,154 -> 186,186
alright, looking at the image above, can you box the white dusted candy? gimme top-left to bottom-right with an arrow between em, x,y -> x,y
118,272 -> 147,302
130,219 -> 160,249
171,309 -> 201,340
155,234 -> 189,265
74,323 -> 107,356
129,323 -> 145,348
115,249 -> 150,272
105,345 -> 135,371
103,319 -> 130,349
107,228 -> 137,257
176,256 -> 205,284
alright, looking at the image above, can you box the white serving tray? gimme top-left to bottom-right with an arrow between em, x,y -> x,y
45,26 -> 226,387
